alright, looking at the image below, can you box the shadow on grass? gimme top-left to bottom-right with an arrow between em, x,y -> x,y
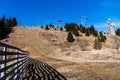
23,58 -> 67,80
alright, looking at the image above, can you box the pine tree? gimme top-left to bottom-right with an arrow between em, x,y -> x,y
67,32 -> 74,42
65,23 -> 71,31
45,25 -> 49,30
11,17 -> 17,27
94,38 -> 102,50
77,25 -> 80,31
2,16 -> 6,27
93,30 -> 98,37
79,24 -> 84,32
101,35 -> 106,42
73,28 -> 79,36
65,23 -> 78,32
89,25 -> 95,34
0,16 -> 17,39
85,28 -> 90,36
41,25 -> 43,28
49,23 -> 54,28
0,19 -> 4,38
82,27 -> 86,33
60,27 -> 63,31
99,32 -> 106,42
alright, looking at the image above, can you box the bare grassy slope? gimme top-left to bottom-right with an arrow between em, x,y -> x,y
2,27 -> 51,58
2,26 -> 120,61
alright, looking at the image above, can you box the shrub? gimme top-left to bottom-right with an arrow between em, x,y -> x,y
67,32 -> 74,42
94,38 -> 102,50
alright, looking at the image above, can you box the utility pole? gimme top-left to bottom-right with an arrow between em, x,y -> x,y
58,19 -> 62,28
80,16 -> 88,26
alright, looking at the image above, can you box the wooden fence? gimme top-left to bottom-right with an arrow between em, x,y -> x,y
0,42 -> 29,80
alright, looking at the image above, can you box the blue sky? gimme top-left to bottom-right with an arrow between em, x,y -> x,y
0,0 -> 120,32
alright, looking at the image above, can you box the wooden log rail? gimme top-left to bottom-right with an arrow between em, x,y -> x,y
0,42 -> 29,80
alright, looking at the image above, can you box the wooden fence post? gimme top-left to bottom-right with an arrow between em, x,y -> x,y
20,52 -> 23,79
1,47 -> 7,78
14,49 -> 18,79
0,42 -> 29,80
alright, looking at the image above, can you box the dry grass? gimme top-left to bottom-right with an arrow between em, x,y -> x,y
1,26 -> 120,80
51,62 -> 120,80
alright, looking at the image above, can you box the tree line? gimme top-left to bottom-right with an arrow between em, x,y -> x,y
65,23 -> 98,37
0,16 -> 17,40
42,23 -> 120,37
42,23 -> 108,50
41,23 -> 63,31
65,23 -> 108,50
65,23 -> 106,40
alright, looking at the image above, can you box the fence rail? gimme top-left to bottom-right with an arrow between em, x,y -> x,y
0,42 -> 29,80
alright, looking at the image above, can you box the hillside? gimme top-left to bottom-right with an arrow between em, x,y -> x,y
1,26 -> 120,80
2,26 -> 120,61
